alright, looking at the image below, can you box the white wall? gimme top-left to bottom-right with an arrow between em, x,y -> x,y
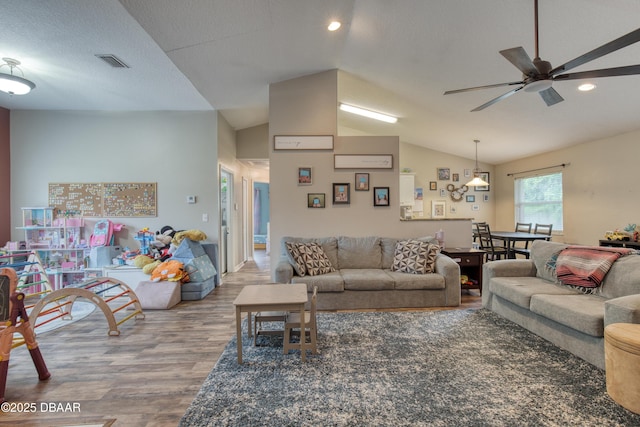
494,129 -> 640,245
10,110 -> 219,249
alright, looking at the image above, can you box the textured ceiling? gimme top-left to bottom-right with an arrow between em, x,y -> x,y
2,0 -> 640,164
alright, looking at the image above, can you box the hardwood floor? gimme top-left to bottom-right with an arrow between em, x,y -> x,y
3,251 -> 481,426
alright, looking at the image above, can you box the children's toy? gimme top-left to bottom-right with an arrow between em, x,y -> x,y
150,260 -> 189,283
172,229 -> 207,246
90,219 -> 124,248
134,228 -> 155,255
0,268 -> 51,403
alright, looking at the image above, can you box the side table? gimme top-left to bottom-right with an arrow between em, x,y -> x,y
441,248 -> 485,294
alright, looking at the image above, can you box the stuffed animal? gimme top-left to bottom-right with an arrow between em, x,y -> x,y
172,229 -> 207,246
142,259 -> 161,275
150,259 -> 189,283
133,254 -> 155,269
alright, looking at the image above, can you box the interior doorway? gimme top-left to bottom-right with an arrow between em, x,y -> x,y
220,168 -> 233,275
253,182 -> 270,254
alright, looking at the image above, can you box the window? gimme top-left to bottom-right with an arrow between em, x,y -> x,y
514,172 -> 563,232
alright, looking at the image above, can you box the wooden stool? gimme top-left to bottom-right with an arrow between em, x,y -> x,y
605,323 -> 640,414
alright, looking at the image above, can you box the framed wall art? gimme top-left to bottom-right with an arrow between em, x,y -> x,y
437,167 -> 450,180
431,200 -> 446,218
373,187 -> 390,206
334,154 -> 393,169
298,167 -> 312,185
307,193 -> 325,208
474,172 -> 490,191
355,173 -> 369,191
429,181 -> 437,191
466,195 -> 475,203
333,183 -> 350,204
274,135 -> 334,150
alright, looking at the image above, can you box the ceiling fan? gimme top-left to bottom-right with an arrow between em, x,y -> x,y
444,0 -> 640,111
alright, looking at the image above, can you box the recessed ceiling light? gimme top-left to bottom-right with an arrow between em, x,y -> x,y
328,21 -> 341,31
578,83 -> 596,91
339,103 -> 398,123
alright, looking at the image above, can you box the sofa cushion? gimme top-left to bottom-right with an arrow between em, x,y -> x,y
296,242 -> 336,276
341,269 -> 394,291
282,237 -> 338,269
291,272 -> 344,292
530,294 -> 606,337
285,241 -> 307,276
599,254 -> 640,299
491,276 -> 578,309
338,236 -> 382,269
387,270 -> 445,290
391,240 -> 438,274
381,237 -> 399,269
530,240 -> 568,283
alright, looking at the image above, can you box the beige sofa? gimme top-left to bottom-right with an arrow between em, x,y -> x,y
274,236 -> 461,310
483,240 -> 640,369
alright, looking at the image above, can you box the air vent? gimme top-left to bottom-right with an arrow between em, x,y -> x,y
95,54 -> 130,68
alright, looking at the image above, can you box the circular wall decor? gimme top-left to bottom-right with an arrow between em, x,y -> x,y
447,184 -> 469,202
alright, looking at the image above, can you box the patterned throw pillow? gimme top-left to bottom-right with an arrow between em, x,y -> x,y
391,239 -> 438,274
296,242 -> 336,276
285,241 -> 307,277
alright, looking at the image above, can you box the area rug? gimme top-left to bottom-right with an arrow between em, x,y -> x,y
31,301 -> 96,334
181,309 -> 640,426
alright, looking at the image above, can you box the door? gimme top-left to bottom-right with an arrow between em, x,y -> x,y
220,168 -> 233,275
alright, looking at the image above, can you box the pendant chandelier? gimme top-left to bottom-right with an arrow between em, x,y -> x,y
465,139 -> 489,187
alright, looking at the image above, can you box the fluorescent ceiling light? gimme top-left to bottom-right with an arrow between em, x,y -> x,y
328,21 -> 341,31
339,103 -> 398,123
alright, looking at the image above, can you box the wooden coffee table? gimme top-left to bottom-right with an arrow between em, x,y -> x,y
233,283 -> 308,363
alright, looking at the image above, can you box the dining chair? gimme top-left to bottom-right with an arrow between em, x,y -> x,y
512,222 -> 533,254
283,286 -> 318,356
475,222 -> 509,262
253,311 -> 287,346
472,222 -> 486,244
513,223 -> 553,258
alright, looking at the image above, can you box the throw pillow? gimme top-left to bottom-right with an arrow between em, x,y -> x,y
296,242 -> 336,276
285,241 -> 307,277
391,239 -> 438,274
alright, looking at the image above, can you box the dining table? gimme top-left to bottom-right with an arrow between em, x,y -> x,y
489,231 -> 552,258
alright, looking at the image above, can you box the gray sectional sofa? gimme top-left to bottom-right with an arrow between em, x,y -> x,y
483,240 -> 640,369
274,236 -> 461,310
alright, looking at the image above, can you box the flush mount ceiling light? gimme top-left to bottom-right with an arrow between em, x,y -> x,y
465,140 -> 490,187
327,21 -> 342,31
339,103 -> 398,123
0,57 -> 36,95
578,83 -> 596,91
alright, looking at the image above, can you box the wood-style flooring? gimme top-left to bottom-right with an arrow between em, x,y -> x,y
3,250 -> 481,427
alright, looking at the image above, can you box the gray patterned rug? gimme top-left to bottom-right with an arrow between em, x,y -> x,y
180,309 -> 640,426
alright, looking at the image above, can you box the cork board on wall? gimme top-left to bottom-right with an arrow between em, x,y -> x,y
48,182 -> 157,217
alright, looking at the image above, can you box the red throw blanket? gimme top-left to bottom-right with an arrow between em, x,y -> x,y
555,246 -> 634,288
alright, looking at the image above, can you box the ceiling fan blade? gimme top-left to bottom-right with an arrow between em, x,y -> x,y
471,86 -> 524,112
550,27 -> 640,76
500,47 -> 538,76
539,87 -> 564,107
553,64 -> 640,81
444,81 -> 523,95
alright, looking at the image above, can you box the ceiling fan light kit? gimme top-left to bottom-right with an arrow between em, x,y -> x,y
339,103 -> 398,123
0,57 -> 36,95
444,0 -> 640,111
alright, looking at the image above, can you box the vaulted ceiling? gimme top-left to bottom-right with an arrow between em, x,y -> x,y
2,0 -> 640,164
